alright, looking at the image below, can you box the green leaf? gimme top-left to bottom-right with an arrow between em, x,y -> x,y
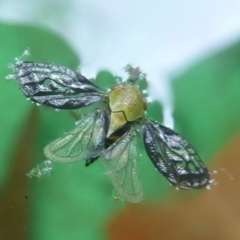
172,40 -> 240,161
4,20 -> 239,240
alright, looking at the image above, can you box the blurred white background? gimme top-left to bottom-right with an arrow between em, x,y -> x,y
1,0 -> 240,126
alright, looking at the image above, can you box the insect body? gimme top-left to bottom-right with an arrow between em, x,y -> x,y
14,62 -> 210,203
107,84 -> 147,136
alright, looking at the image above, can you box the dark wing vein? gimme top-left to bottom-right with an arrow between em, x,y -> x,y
142,120 -> 210,189
15,62 -> 105,109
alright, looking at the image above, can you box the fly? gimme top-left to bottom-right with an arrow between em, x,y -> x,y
12,61 -> 210,203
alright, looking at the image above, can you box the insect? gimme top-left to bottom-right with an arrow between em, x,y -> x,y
13,61 -> 210,203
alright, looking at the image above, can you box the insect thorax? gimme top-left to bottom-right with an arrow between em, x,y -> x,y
106,83 -> 147,137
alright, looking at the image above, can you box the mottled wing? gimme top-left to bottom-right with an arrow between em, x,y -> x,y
44,110 -> 107,162
15,62 -> 105,109
101,128 -> 143,203
142,120 -> 210,189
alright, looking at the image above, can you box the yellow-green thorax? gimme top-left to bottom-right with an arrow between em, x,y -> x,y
107,83 -> 147,137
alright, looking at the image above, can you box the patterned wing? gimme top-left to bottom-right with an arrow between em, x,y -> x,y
15,62 -> 105,109
44,110 -> 107,162
142,120 -> 210,189
101,128 -> 143,203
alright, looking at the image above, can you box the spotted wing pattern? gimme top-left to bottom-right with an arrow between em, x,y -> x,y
101,128 -> 143,203
15,62 -> 105,109
44,110 -> 106,162
142,120 -> 210,189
